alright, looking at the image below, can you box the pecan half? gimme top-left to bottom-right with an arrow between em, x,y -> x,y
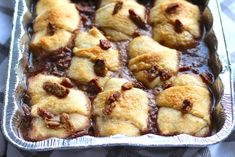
87,79 -> 102,95
46,120 -> 61,129
107,91 -> 121,105
165,3 -> 179,14
103,103 -> 116,116
163,82 -> 172,89
161,70 -> 172,81
80,13 -> 89,23
61,78 -> 73,88
94,59 -> 108,77
38,108 -> 54,119
47,23 -> 56,35
179,66 -> 192,72
49,50 -> 72,73
56,56 -> 72,70
99,39 -> 111,50
129,9 -> 146,29
22,104 -> 32,121
200,73 -> 213,84
60,113 -> 74,132
43,81 -> 69,98
113,1 -> 123,15
23,93 -> 31,104
132,29 -> 141,38
49,51 -> 67,61
192,68 -> 199,74
174,19 -> 184,33
132,81 -> 145,89
146,65 -> 172,81
146,66 -> 160,81
182,99 -> 192,114
121,82 -> 133,91
103,91 -> 121,115
80,13 -> 91,27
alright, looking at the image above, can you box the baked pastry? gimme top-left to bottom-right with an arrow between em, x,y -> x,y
157,107 -> 210,136
150,0 -> 201,49
68,27 -> 120,89
93,78 -> 149,136
23,0 -> 213,140
128,36 -> 179,88
30,0 -> 80,55
164,73 -> 206,88
36,0 -> 70,15
96,0 -> 146,41
156,74 -> 211,136
27,74 -> 91,141
100,0 -> 136,7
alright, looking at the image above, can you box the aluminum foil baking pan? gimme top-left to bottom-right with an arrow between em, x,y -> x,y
2,0 -> 234,151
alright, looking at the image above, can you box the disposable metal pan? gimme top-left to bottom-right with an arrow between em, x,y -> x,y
2,0 -> 234,151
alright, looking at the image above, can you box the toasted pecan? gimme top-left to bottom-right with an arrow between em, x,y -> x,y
94,59 -> 108,77
99,39 -> 111,50
182,99 -> 192,114
121,82 -> 133,91
113,1 -> 123,15
129,9 -> 146,29
43,81 -> 69,98
165,3 -> 179,14
103,91 -> 121,115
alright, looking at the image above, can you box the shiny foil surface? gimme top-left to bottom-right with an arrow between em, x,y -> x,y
1,0 -> 234,151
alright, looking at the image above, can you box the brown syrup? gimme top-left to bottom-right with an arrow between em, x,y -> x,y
21,0 -> 214,140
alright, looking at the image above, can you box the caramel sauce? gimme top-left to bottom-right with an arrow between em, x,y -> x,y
21,0 -> 214,140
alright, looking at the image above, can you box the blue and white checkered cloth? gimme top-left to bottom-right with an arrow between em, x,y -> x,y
0,0 -> 235,156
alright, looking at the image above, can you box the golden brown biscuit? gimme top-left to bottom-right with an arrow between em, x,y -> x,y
28,113 -> 90,141
156,76 -> 211,137
127,35 -> 176,58
156,86 -> 211,124
96,1 -> 146,41
100,0 -> 136,7
34,3 -> 79,32
68,28 -> 120,87
93,78 -> 149,136
157,107 -> 210,136
36,0 -> 70,15
30,29 -> 72,54
28,73 -> 62,105
27,74 -> 91,141
74,27 -> 106,49
150,0 -> 201,49
28,74 -> 90,116
165,74 -> 206,88
30,1 -> 80,55
128,36 -> 179,88
73,47 -> 120,72
95,117 -> 140,136
67,57 -> 112,87
103,77 -> 128,91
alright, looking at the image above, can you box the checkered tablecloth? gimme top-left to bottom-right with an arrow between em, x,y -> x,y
0,0 -> 235,156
